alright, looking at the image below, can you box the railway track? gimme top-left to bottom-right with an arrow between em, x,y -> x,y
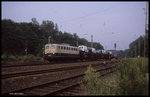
2,63 -> 102,79
3,65 -> 117,96
2,60 -> 119,96
1,59 -> 108,68
1,61 -> 50,67
2,60 -> 117,79
52,68 -> 118,96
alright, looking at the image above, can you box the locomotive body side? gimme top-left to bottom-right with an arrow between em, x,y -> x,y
44,44 -> 80,61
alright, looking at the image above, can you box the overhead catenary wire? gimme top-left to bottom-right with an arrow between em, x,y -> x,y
57,2 -> 127,32
59,3 -> 124,24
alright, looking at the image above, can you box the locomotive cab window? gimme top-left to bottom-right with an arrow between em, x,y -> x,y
45,46 -> 49,49
51,45 -> 55,49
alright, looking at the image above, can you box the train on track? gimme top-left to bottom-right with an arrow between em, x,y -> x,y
43,43 -> 117,62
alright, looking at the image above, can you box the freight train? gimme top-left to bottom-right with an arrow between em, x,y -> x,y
43,43 -> 116,62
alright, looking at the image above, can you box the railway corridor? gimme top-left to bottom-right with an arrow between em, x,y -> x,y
2,59 -> 119,96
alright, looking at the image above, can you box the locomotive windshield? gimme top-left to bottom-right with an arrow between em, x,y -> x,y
45,46 -> 49,49
51,45 -> 55,49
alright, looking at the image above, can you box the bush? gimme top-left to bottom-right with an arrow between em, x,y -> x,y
81,65 -> 118,95
117,58 -> 148,95
81,58 -> 148,96
22,54 -> 42,61
26,54 -> 35,61
1,52 -> 9,61
1,53 -> 43,62
81,65 -> 101,95
8,55 -> 18,61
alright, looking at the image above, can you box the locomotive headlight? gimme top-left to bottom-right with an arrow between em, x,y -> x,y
53,53 -> 55,54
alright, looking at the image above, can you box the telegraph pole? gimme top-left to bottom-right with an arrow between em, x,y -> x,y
135,45 -> 136,57
114,43 -> 116,57
48,36 -> 51,43
114,43 -> 116,50
144,2 -> 148,57
91,34 -> 93,48
25,40 -> 28,55
76,40 -> 78,46
139,38 -> 140,57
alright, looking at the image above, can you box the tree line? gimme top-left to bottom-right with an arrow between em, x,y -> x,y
2,18 -> 104,56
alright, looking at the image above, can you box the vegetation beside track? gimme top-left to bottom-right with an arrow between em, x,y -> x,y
1,53 -> 45,64
117,57 -> 148,95
81,57 -> 148,95
81,65 -> 118,95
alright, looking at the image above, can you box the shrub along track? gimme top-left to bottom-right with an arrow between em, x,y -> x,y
2,59 -> 119,96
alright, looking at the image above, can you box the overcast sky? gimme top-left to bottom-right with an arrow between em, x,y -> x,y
2,1 -> 148,50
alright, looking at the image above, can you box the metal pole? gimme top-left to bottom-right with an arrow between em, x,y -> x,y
91,34 -> 93,48
76,37 -> 78,46
139,38 -> 140,57
144,2 -> 148,57
135,45 -> 136,57
48,36 -> 51,43
25,40 -> 28,55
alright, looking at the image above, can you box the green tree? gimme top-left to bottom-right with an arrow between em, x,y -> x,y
2,18 -> 104,57
31,18 -> 39,25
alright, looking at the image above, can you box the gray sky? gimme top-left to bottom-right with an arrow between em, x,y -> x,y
2,1 -> 148,50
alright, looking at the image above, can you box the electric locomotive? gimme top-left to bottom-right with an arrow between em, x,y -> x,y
44,43 -> 115,62
44,43 -> 80,61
